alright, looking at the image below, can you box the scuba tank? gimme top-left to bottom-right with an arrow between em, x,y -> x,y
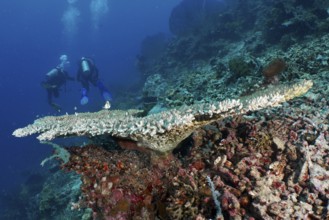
46,68 -> 59,77
43,68 -> 60,89
81,58 -> 90,74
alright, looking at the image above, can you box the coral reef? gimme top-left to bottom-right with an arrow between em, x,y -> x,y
34,171 -> 87,220
40,141 -> 70,167
137,0 -> 329,109
0,171 -> 88,220
11,1 -> 329,219
228,57 -> 255,79
162,71 -> 329,219
262,58 -> 287,84
63,145 -> 180,219
13,80 -> 312,153
36,72 -> 329,219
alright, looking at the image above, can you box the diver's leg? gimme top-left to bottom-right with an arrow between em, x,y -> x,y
54,89 -> 59,98
80,81 -> 90,105
47,89 -> 53,105
96,80 -> 112,101
49,89 -> 62,111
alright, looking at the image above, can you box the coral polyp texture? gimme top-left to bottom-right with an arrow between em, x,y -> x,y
13,80 -> 312,153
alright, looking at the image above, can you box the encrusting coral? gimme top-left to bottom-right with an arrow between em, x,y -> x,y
13,80 -> 312,153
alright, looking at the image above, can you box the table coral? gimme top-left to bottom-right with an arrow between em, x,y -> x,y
13,80 -> 312,154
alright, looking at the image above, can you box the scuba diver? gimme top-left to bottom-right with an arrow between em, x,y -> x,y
41,55 -> 74,111
77,57 -> 112,106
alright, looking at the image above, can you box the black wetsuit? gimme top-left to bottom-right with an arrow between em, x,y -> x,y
77,58 -> 99,92
42,67 -> 74,105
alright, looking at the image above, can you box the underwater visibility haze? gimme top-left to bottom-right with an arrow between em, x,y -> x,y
2,0 -> 329,219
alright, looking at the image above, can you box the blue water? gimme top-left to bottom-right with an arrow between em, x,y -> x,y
0,0 -> 179,196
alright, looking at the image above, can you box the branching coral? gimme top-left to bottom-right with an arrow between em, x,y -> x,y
13,80 -> 312,153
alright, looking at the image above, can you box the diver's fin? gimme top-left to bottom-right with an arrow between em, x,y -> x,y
80,96 -> 89,105
51,103 -> 62,112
